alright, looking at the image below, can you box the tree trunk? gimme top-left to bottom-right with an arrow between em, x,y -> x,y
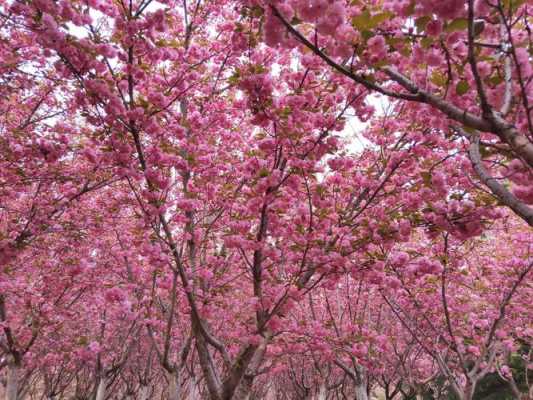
16,388 -> 27,400
230,375 -> 252,400
139,385 -> 150,400
264,384 -> 276,400
166,370 -> 182,400
5,362 -> 19,400
230,337 -> 269,400
354,364 -> 368,400
193,321 -> 223,400
464,384 -> 475,400
451,381 -> 476,400
354,383 -> 368,400
95,378 -> 107,400
316,382 -> 326,400
186,376 -> 201,400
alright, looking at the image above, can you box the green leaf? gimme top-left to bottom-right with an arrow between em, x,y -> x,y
399,43 -> 412,57
352,10 -> 371,31
421,171 -> 431,185
290,16 -> 302,25
503,0 -> 526,12
480,144 -> 492,158
488,75 -> 503,86
463,125 -> 477,135
430,71 -> 447,87
371,11 -> 394,26
386,36 -> 404,50
251,6 -> 263,18
228,69 -> 240,85
415,16 -> 431,32
456,80 -> 470,95
420,37 -> 433,49
352,10 -> 393,31
445,18 -> 468,32
360,30 -> 373,41
372,59 -> 389,68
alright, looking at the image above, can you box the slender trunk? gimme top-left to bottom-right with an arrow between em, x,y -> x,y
415,394 -> 423,400
354,383 -> 368,400
139,385 -> 150,400
95,378 -> 107,400
16,388 -> 27,400
264,384 -> 276,400
193,320 -> 222,400
464,383 -> 475,400
167,370 -> 182,400
230,376 -> 252,400
5,362 -> 19,400
316,382 -> 327,400
451,381 -> 476,400
354,364 -> 368,400
230,338 -> 269,400
186,376 -> 201,400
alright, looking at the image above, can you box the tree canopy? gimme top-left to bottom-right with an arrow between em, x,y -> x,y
0,1 -> 531,399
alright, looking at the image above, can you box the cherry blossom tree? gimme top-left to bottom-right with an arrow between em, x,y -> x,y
0,1 -> 531,400
242,0 -> 533,227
